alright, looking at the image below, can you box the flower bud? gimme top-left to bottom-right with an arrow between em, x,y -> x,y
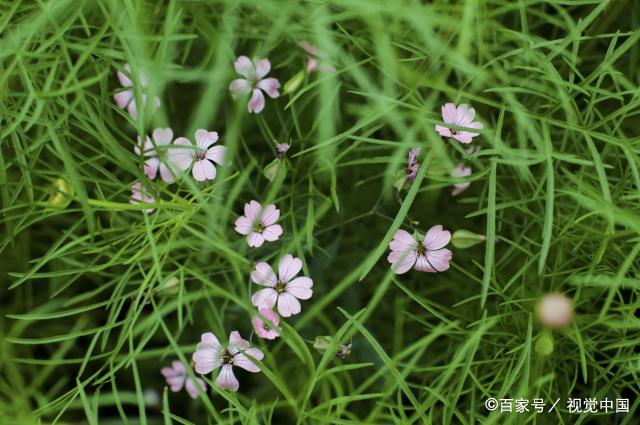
535,332 -> 554,356
48,178 -> 74,208
283,70 -> 305,94
313,336 -> 332,352
536,293 -> 574,329
451,229 -> 486,249
264,159 -> 284,182
158,276 -> 180,296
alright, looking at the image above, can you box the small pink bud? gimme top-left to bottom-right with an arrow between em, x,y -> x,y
536,293 -> 574,329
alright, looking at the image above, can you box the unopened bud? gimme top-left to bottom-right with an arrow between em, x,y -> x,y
451,229 -> 486,249
536,293 -> 574,329
48,178 -> 74,208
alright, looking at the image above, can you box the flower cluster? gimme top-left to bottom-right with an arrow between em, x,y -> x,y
115,46 -> 489,399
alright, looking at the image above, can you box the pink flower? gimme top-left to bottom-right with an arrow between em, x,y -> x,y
435,103 -> 483,144
130,182 -> 155,213
160,360 -> 206,399
276,143 -> 290,158
451,164 -> 472,196
169,129 -> 226,182
387,225 -> 453,274
234,200 -> 283,247
406,148 -> 421,181
229,56 -> 280,114
251,255 -> 313,317
299,41 -> 336,74
135,128 -> 176,183
192,331 -> 264,392
113,63 -> 161,119
251,307 -> 280,340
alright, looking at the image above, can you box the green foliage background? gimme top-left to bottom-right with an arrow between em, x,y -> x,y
1,0 -> 639,424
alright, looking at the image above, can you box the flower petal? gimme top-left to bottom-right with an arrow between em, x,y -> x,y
252,310 -> 280,340
260,204 -> 280,226
277,293 -> 301,317
117,64 -> 132,87
192,160 -> 216,181
441,103 -> 457,125
168,138 -> 194,172
414,254 -> 436,272
234,56 -> 255,79
254,58 -> 271,80
127,99 -> 138,119
251,263 -> 277,286
286,277 -> 313,300
152,127 -> 173,146
234,348 -> 264,373
299,41 -> 323,57
247,232 -> 265,247
424,248 -> 453,272
234,216 -> 254,235
258,307 -> 279,327
144,157 -> 160,180
262,224 -> 282,242
193,332 -> 222,374
257,78 -> 280,98
423,225 -> 451,250
278,254 -> 302,282
388,249 -> 417,275
244,200 -> 262,221
159,163 -> 175,183
456,104 -> 475,126
435,124 -> 453,138
452,181 -> 471,196
389,230 -> 418,253
248,89 -> 265,113
205,145 -> 226,165
195,129 -> 218,150
185,377 -> 206,399
453,133 -> 474,144
228,331 -> 250,352
163,372 -> 186,392
251,288 -> 278,309
215,364 -> 239,391
229,78 -> 251,98
114,90 -> 133,109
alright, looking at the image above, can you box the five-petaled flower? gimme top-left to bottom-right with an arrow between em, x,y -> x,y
113,63 -> 161,119
192,331 -> 264,392
130,182 -> 155,213
388,225 -> 453,274
169,129 -> 226,182
435,103 -> 483,144
234,200 -> 283,247
451,164 -> 472,196
251,255 -> 313,317
251,307 -> 280,340
160,360 -> 206,399
229,56 -> 281,114
135,128 -> 176,183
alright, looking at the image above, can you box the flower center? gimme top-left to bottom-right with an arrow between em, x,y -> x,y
221,348 -> 234,365
417,244 -> 426,255
274,280 -> 287,294
195,148 -> 207,160
253,221 -> 265,233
